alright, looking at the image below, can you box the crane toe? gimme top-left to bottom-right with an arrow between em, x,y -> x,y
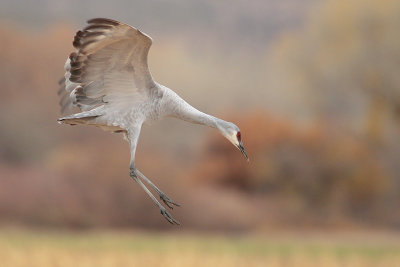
160,194 -> 181,209
160,207 -> 181,225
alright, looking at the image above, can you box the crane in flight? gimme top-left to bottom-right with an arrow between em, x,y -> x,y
57,18 -> 249,225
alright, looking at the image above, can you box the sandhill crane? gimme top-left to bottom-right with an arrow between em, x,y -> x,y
57,18 -> 249,225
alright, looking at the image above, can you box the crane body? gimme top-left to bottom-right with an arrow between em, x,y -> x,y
58,18 -> 248,224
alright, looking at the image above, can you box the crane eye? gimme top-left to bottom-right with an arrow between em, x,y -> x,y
236,131 -> 241,142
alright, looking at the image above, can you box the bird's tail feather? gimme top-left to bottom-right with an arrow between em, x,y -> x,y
57,115 -> 99,125
57,110 -> 102,125
58,109 -> 127,134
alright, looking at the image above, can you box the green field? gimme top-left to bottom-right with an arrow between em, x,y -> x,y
0,228 -> 399,267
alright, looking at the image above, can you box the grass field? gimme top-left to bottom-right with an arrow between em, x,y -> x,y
0,228 -> 399,267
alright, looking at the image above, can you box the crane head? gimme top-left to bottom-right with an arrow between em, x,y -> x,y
217,121 -> 249,162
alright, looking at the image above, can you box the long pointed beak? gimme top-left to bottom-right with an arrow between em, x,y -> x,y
237,142 -> 249,162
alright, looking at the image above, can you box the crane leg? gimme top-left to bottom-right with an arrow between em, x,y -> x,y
130,167 -> 180,225
135,169 -> 181,209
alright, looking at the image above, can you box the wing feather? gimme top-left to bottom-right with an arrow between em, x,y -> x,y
58,18 -> 155,114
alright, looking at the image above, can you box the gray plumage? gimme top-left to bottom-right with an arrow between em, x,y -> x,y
58,18 -> 248,225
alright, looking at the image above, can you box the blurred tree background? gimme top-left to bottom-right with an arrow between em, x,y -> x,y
0,0 -> 400,231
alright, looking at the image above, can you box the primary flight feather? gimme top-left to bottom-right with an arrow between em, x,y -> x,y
58,18 -> 248,225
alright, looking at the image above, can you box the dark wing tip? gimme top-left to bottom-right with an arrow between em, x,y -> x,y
83,31 -> 104,38
69,52 -> 77,60
87,18 -> 120,26
76,30 -> 84,37
58,77 -> 65,85
83,24 -> 113,31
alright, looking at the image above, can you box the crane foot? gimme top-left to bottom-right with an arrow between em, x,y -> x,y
160,207 -> 180,225
160,193 -> 181,209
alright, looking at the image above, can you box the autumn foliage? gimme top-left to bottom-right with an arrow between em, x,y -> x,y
193,112 -> 398,226
1,0 -> 400,231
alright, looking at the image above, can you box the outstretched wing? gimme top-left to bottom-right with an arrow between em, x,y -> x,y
58,18 -> 155,113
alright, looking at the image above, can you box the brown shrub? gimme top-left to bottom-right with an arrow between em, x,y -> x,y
191,112 -> 397,225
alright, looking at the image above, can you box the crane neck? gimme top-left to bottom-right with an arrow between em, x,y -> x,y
177,103 -> 220,128
163,88 -> 223,129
